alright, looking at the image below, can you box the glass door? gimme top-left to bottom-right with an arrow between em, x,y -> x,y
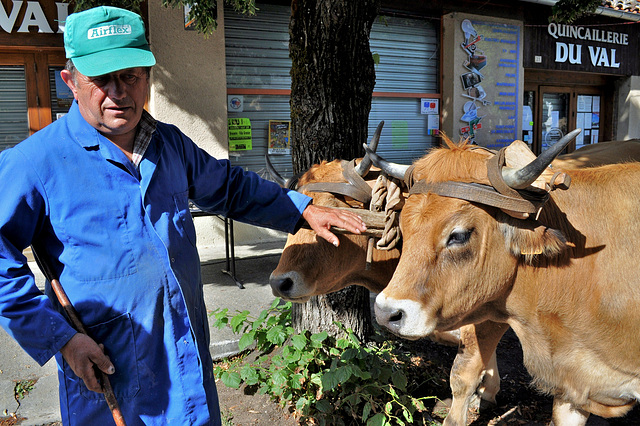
540,87 -> 570,153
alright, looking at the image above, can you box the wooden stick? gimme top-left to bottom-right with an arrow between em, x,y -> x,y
31,248 -> 127,426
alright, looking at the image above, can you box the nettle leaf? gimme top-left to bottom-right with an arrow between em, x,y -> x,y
311,331 -> 328,345
391,371 -> 408,392
366,412 -> 387,426
240,365 -> 259,385
266,325 -> 287,345
321,371 -> 339,392
315,399 -> 333,414
341,348 -> 359,361
238,331 -> 256,350
335,365 -> 353,384
290,373 -> 304,389
362,401 -> 372,421
291,334 -> 308,351
221,371 -> 241,389
229,310 -> 250,333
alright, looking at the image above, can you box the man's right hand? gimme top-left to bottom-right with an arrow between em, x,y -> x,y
59,333 -> 115,393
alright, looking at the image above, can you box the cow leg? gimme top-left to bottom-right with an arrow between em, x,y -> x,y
551,398 -> 590,426
443,321 -> 509,426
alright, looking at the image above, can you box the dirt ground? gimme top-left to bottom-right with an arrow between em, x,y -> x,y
215,328 -> 640,426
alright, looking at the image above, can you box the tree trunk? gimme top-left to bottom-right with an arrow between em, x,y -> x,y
289,0 -> 380,340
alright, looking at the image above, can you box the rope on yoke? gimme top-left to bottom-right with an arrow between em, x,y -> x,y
370,174 -> 404,251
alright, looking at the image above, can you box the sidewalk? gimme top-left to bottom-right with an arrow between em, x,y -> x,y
0,239 -> 286,425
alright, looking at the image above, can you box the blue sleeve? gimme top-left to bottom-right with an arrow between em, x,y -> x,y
164,125 -> 312,233
0,148 -> 77,366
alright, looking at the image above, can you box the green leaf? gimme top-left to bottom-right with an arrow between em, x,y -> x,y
266,325 -> 287,345
366,413 -> 387,426
362,401 -> 372,421
221,371 -> 241,389
335,365 -> 353,384
391,371 -> 408,392
229,310 -> 250,333
310,331 -> 328,345
320,371 -> 339,392
238,331 -> 256,350
384,401 -> 393,414
315,399 -> 333,413
240,365 -> 259,385
291,334 -> 307,351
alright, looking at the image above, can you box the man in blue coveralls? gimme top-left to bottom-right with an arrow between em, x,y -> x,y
0,6 -> 366,425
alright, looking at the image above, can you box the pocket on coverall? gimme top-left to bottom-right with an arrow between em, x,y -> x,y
64,313 -> 141,401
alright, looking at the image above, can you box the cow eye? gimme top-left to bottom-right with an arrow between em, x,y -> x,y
447,228 -> 472,247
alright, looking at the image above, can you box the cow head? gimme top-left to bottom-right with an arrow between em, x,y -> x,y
268,122 -> 400,302
370,131 -> 579,340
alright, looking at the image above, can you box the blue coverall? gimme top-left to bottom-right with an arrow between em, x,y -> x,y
0,101 -> 310,425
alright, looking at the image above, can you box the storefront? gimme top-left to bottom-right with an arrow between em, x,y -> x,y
0,0 -> 71,151
522,15 -> 640,153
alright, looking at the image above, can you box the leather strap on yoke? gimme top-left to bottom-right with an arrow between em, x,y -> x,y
409,180 -> 548,214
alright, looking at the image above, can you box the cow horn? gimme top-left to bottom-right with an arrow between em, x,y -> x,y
265,154 -> 286,187
501,128 -> 582,189
363,144 -> 411,180
354,121 -> 384,176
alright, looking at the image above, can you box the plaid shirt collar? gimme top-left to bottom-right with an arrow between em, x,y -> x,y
131,110 -> 157,167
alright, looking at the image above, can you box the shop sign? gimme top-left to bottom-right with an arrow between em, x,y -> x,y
1,0 -> 68,34
524,22 -> 638,75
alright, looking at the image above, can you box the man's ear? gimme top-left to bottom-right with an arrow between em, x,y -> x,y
60,69 -> 79,100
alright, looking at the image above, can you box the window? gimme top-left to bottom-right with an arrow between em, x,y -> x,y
0,51 -> 68,152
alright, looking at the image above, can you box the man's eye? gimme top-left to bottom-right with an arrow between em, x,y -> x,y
92,76 -> 109,85
122,75 -> 138,84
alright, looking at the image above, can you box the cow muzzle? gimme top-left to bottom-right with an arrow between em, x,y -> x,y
374,293 -> 435,340
268,270 -> 313,303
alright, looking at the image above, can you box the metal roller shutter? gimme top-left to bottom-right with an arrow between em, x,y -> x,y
0,65 -> 29,152
225,4 -> 439,176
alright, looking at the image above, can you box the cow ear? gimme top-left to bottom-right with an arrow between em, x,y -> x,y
499,219 -> 568,263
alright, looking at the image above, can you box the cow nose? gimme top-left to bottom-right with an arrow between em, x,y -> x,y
374,303 -> 405,334
270,276 -> 294,295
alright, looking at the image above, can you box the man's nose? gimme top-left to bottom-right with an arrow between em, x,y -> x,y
104,78 -> 126,99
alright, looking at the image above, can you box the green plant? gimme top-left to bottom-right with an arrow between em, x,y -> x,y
14,379 -> 36,401
212,299 -> 438,426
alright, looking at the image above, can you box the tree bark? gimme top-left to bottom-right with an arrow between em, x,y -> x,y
289,0 -> 380,340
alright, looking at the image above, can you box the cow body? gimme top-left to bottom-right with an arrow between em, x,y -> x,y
375,141 -> 640,425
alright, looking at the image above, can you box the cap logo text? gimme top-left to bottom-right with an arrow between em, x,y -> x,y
87,24 -> 132,39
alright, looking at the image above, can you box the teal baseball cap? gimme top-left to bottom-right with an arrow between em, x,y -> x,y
64,6 -> 156,77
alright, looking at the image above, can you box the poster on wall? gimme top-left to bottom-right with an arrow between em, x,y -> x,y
268,120 -> 291,154
55,73 -> 74,108
228,118 -> 252,151
455,17 -> 521,148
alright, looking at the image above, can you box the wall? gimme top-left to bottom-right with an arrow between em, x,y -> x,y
616,76 -> 640,140
147,3 -> 286,248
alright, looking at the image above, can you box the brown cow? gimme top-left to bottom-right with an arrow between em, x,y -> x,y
268,147 -> 503,425
371,132 -> 640,425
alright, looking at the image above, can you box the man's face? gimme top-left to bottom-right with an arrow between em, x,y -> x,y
61,67 -> 149,142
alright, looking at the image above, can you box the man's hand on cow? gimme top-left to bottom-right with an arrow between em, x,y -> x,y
60,333 -> 115,393
302,204 -> 367,247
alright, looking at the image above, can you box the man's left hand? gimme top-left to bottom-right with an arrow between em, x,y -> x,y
302,204 -> 367,247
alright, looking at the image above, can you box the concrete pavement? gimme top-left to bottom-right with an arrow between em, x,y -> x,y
0,238 -> 287,425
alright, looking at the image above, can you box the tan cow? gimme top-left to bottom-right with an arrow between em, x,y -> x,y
371,132 -> 640,425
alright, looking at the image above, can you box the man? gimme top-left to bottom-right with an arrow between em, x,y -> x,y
0,6 -> 365,425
